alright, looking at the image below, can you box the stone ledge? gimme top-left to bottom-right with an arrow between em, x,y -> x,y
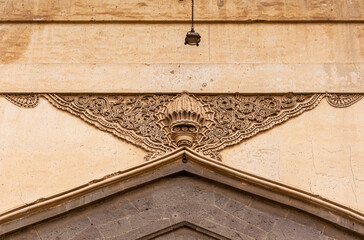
0,0 -> 363,22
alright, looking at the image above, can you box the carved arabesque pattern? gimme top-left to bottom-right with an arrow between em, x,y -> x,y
195,94 -> 324,159
44,94 -> 174,159
1,93 -> 363,160
4,94 -> 39,108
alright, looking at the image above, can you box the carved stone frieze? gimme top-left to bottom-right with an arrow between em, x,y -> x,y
195,94 -> 324,159
44,94 -> 174,159
2,93 -> 363,160
157,92 -> 214,148
4,94 -> 39,108
326,93 -> 364,108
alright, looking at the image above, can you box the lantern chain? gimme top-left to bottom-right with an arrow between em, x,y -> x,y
192,0 -> 194,30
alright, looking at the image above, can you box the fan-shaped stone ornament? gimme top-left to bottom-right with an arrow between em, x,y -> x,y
1,92 -> 363,160
4,94 -> 39,108
157,92 -> 214,148
326,93 -> 363,108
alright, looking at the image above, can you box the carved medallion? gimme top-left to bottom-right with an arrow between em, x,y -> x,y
2,93 -> 363,160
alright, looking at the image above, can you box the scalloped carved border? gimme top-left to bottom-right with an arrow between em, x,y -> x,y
2,93 -> 363,160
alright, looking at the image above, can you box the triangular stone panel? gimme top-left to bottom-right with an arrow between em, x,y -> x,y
1,149 -> 363,239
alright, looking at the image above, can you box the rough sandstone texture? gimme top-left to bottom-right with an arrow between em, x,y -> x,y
0,98 -> 363,214
0,23 -> 363,92
0,0 -> 363,227
2,176 -> 362,240
221,100 -> 364,212
0,0 -> 363,21
0,98 -> 146,214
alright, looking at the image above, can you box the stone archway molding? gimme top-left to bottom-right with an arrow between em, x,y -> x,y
0,147 -> 363,237
136,221 -> 231,240
2,92 -> 363,160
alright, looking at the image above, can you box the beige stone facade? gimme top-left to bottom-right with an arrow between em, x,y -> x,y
0,23 -> 363,92
0,0 -> 363,238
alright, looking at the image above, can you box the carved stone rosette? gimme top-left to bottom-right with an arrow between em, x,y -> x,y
1,92 -> 363,160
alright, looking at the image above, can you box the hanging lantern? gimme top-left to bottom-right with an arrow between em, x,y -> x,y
185,0 -> 201,46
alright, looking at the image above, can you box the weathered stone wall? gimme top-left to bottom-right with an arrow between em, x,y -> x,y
0,23 -> 363,92
1,96 -> 363,214
1,0 -> 363,21
3,176 -> 362,240
222,99 -> 364,211
0,0 -> 363,219
0,98 -> 146,214
0,0 -> 363,92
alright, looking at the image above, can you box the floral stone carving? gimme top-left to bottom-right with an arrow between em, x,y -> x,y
2,93 -> 363,160
4,94 -> 39,108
